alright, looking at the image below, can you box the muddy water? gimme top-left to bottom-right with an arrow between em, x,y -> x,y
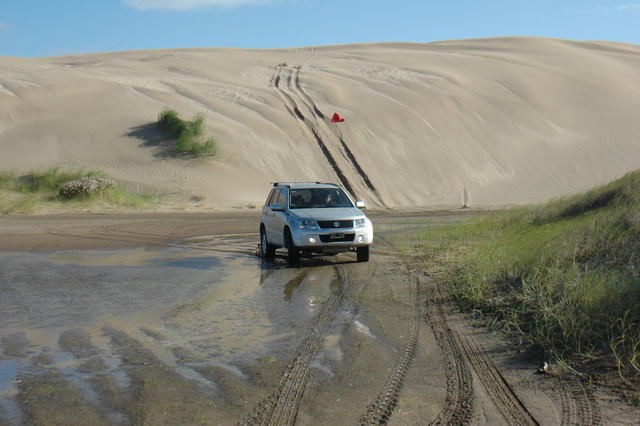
0,246 -> 341,424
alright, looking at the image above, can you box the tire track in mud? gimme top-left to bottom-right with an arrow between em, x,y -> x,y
241,264 -> 366,426
423,276 -> 541,425
420,276 -> 597,426
273,64 -> 382,205
362,235 -> 468,425
373,234 -> 473,425
47,226 -> 171,247
422,280 -> 474,425
361,237 -> 545,426
358,274 -> 420,425
454,328 -> 539,425
377,227 -> 602,425
385,231 -> 587,426
47,225 -> 260,255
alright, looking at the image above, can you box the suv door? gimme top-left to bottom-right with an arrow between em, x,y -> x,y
264,188 -> 288,246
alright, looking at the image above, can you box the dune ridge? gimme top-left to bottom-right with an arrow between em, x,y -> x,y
1,37 -> 639,208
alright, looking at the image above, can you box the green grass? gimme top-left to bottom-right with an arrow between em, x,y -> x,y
0,167 -> 157,213
416,171 -> 640,371
16,167 -> 103,193
0,170 -> 16,189
157,110 -> 218,158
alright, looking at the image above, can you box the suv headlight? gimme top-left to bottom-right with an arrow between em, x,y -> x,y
297,219 -> 318,230
355,218 -> 367,228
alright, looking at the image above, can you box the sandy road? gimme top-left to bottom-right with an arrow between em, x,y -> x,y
0,209 -> 633,425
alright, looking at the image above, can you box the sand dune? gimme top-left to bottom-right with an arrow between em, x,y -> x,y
1,37 -> 639,209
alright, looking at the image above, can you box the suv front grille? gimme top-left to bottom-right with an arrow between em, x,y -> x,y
317,220 -> 353,229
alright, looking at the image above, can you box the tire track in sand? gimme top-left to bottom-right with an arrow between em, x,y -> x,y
273,64 -> 383,205
273,64 -> 355,196
288,66 -> 381,201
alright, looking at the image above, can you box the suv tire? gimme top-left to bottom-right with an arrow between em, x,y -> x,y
285,229 -> 300,265
261,227 -> 276,258
357,245 -> 370,262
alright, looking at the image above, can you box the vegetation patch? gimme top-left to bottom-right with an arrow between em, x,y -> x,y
157,109 -> 218,158
416,171 -> 640,376
59,176 -> 118,199
0,167 -> 156,213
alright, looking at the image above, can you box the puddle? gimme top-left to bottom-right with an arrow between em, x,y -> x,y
0,248 -> 230,333
0,246 -> 343,421
0,359 -> 23,424
0,360 -> 22,393
47,247 -> 225,270
323,335 -> 344,361
160,261 -> 339,365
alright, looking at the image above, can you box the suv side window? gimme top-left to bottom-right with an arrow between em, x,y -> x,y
265,188 -> 277,206
275,188 -> 287,207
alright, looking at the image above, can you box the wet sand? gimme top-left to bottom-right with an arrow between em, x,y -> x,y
0,210 -> 262,252
1,209 -> 638,425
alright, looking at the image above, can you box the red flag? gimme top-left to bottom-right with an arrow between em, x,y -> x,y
331,113 -> 345,122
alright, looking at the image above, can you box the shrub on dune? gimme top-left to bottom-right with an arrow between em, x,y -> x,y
157,110 -> 218,158
58,176 -> 118,199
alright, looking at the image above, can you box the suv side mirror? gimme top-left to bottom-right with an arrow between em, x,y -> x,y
271,203 -> 284,211
356,201 -> 365,209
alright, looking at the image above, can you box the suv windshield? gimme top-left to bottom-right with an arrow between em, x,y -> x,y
289,187 -> 353,209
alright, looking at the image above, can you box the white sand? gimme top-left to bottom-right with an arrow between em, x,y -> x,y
1,37 -> 639,209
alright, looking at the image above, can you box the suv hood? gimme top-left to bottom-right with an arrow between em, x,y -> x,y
290,208 -> 365,221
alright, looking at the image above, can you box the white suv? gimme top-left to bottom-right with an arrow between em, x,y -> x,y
260,182 -> 374,264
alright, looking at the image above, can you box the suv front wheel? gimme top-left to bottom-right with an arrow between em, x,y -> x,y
261,227 -> 276,258
284,228 -> 300,265
357,246 -> 370,262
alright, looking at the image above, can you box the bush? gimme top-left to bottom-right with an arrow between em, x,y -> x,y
157,110 -> 217,158
158,109 -> 188,139
189,114 -> 205,137
58,176 -> 118,199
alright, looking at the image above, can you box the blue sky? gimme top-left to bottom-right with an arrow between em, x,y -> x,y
1,0 -> 639,57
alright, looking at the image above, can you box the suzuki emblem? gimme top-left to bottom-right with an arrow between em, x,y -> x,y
333,221 -> 340,228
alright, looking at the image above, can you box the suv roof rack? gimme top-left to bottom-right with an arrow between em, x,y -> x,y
271,181 -> 339,187
271,181 -> 320,186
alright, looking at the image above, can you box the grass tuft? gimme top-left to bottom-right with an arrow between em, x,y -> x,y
16,167 -> 103,193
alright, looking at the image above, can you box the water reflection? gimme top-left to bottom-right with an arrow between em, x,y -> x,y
283,270 -> 309,301
0,246 -> 344,421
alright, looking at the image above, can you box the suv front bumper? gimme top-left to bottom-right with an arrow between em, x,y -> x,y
291,225 -> 373,251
